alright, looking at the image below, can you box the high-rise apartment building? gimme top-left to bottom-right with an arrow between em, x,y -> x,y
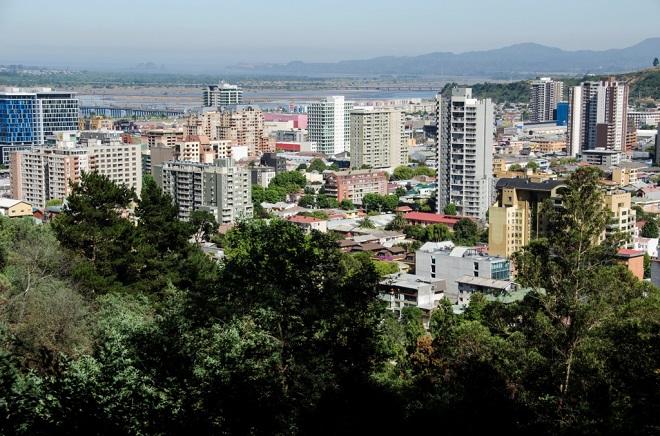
153,158 -> 252,224
0,87 -> 79,164
307,96 -> 353,156
488,177 -> 566,258
436,87 -> 494,221
203,82 -> 243,107
530,78 -> 564,122
183,107 -> 273,156
567,77 -> 629,157
349,107 -> 407,169
9,130 -> 142,208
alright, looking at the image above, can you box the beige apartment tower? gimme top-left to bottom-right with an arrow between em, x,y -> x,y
10,131 -> 142,208
349,107 -> 407,169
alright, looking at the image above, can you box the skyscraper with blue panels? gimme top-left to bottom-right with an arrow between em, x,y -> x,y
0,95 -> 36,144
0,88 -> 78,164
555,101 -> 568,126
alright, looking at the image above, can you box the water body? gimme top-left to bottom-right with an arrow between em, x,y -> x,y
79,89 -> 439,111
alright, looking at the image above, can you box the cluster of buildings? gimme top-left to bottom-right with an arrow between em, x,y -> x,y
2,76 -> 660,319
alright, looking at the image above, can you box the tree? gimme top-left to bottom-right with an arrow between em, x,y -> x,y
296,163 -> 308,171
51,171 -> 138,294
425,223 -> 451,242
526,161 -> 540,173
443,203 -> 457,215
45,198 -> 63,207
381,194 -> 399,212
133,174 -> 198,296
298,194 -> 315,208
270,171 -> 307,193
395,187 -> 407,198
362,193 -> 383,213
340,199 -> 354,211
357,216 -> 376,229
316,194 -> 339,209
385,212 -> 408,231
654,57 -> 659,67
403,224 -> 427,241
307,158 -> 327,173
413,166 -> 436,177
393,166 -> 414,181
641,219 -> 659,238
510,167 -> 637,424
644,252 -> 651,279
189,210 -> 218,244
452,218 -> 478,246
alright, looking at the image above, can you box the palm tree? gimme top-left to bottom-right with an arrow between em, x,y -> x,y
385,212 -> 408,231
357,216 -> 375,229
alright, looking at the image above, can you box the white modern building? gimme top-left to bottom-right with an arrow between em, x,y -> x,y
203,82 -> 243,107
415,242 -> 512,305
307,96 -> 353,156
567,77 -> 628,157
436,87 -> 494,220
350,107 -> 407,170
154,157 -> 252,224
530,78 -> 564,123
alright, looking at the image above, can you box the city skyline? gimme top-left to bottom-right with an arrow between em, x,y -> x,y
1,0 -> 659,73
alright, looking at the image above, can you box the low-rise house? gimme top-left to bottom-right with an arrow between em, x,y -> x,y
405,212 -> 477,230
456,276 -> 518,308
379,273 -> 447,327
286,215 -> 327,233
0,199 -> 33,218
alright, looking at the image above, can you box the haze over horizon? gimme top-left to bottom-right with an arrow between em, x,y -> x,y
1,0 -> 659,74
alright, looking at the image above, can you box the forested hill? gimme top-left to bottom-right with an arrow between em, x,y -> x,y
440,66 -> 660,104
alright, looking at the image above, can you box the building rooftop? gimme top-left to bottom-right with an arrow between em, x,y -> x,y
456,275 -> 513,290
287,215 -> 326,223
495,178 -> 566,192
405,212 -> 477,225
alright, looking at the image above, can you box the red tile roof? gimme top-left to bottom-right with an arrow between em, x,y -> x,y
405,212 -> 477,226
288,215 -> 326,223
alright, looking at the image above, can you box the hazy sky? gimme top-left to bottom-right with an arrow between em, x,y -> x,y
1,0 -> 659,72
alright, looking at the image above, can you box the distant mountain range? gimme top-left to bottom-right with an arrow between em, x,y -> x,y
227,38 -> 660,78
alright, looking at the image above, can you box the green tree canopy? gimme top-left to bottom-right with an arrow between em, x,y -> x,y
641,219 -> 659,238
307,158 -> 327,173
340,198 -> 355,210
443,203 -> 457,215
393,166 -> 415,181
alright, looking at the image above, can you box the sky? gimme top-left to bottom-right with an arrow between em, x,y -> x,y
1,0 -> 659,73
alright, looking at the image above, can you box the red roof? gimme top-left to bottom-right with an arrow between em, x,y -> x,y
288,215 -> 325,223
617,248 -> 645,258
405,212 -> 477,226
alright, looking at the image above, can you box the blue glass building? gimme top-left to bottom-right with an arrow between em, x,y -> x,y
555,101 -> 568,126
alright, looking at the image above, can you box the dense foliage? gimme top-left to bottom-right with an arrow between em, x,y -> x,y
1,167 -> 659,435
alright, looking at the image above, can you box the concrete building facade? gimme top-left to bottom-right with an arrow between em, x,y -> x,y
202,82 -> 243,107
415,243 -> 511,305
323,169 -> 388,205
308,96 -> 353,156
530,78 -> 564,123
567,78 -> 629,157
488,178 -> 566,258
436,87 -> 494,220
154,158 -> 252,224
9,130 -> 142,208
349,107 -> 407,170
